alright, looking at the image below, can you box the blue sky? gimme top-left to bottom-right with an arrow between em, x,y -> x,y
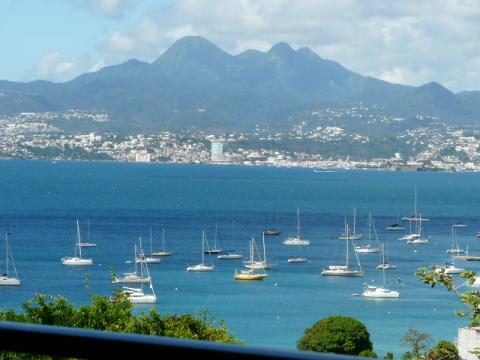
1,0 -> 479,92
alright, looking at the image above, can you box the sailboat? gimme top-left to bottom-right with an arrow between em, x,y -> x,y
79,219 -> 97,247
62,220 -> 93,266
234,237 -> 267,280
283,208 -> 309,245
218,220 -> 243,259
386,206 -> 405,230
339,207 -> 362,240
288,244 -> 307,263
446,224 -> 467,254
0,230 -> 21,286
205,224 -> 223,254
120,259 -> 156,304
401,187 -> 429,222
113,245 -> 151,284
362,244 -> 399,298
376,238 -> 396,269
263,211 -> 281,236
245,232 -> 275,269
152,227 -> 172,257
322,224 -> 364,277
406,214 -> 428,244
136,235 -> 160,264
355,213 -> 381,253
455,244 -> 480,261
436,225 -> 465,274
186,230 -> 215,271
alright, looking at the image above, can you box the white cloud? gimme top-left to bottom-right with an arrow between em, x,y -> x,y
376,67 -> 433,87
38,52 -> 92,82
109,32 -> 135,53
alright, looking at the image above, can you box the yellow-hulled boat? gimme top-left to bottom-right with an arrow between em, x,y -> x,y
234,269 -> 267,281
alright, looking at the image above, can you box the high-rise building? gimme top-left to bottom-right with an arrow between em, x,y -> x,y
211,142 -> 224,162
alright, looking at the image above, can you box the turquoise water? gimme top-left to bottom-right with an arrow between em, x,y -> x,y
1,160 -> 480,356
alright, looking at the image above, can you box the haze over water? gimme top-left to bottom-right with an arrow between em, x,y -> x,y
1,160 -> 480,356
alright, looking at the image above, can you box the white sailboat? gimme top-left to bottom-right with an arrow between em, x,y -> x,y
136,236 -> 160,264
322,224 -> 364,277
283,208 -> 310,245
362,244 -> 399,298
62,220 -> 93,266
234,237 -> 267,280
436,225 -> 465,274
120,259 -> 156,303
288,246 -> 307,263
113,245 -> 151,284
79,219 -> 97,248
0,230 -> 20,286
152,227 -> 172,257
400,188 -> 427,241
355,213 -> 381,253
218,220 -> 243,259
244,232 -> 275,269
186,230 -> 214,271
376,238 -> 396,269
446,224 -> 467,254
401,187 -> 430,222
339,207 -> 362,240
406,214 -> 429,244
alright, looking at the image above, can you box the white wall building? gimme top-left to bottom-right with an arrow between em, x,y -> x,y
211,141 -> 225,162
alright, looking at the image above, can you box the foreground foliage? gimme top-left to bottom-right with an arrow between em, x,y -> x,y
416,267 -> 480,326
427,340 -> 458,360
0,293 -> 240,359
400,329 -> 433,360
297,315 -> 374,356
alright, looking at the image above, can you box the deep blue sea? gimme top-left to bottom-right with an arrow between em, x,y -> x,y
1,160 -> 480,356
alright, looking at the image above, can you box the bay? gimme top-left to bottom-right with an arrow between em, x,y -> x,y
1,160 -> 479,356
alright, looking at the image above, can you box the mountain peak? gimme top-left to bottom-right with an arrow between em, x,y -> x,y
417,81 -> 454,96
268,42 -> 295,56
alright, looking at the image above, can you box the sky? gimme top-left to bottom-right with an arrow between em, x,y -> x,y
1,0 -> 479,92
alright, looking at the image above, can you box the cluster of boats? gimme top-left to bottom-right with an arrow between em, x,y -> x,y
3,191 -> 480,303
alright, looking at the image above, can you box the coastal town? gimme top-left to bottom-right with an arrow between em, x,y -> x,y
1,109 -> 480,171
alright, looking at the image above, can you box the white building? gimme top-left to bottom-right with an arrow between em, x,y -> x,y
135,151 -> 151,163
211,141 -> 225,162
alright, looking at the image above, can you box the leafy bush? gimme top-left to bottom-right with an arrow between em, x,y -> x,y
0,293 -> 240,359
297,315 -> 373,355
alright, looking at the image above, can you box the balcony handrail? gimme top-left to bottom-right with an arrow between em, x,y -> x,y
0,321 -> 358,360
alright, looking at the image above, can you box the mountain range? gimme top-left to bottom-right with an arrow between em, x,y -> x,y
1,36 -> 479,133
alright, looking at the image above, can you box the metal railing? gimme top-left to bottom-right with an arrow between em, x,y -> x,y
0,321 -> 357,360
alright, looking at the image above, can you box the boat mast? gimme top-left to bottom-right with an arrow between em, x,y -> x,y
345,223 -> 349,268
77,220 -> 82,259
381,244 -> 386,286
201,230 -> 205,265
150,226 -> 153,254
5,230 -> 9,277
297,207 -> 301,239
87,219 -> 90,243
414,187 -> 417,218
368,213 -> 372,246
162,228 -> 166,251
451,225 -> 455,265
262,232 -> 267,264
250,237 -> 254,266
353,207 -> 356,235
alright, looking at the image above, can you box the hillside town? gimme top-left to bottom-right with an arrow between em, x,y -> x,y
1,109 -> 480,171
